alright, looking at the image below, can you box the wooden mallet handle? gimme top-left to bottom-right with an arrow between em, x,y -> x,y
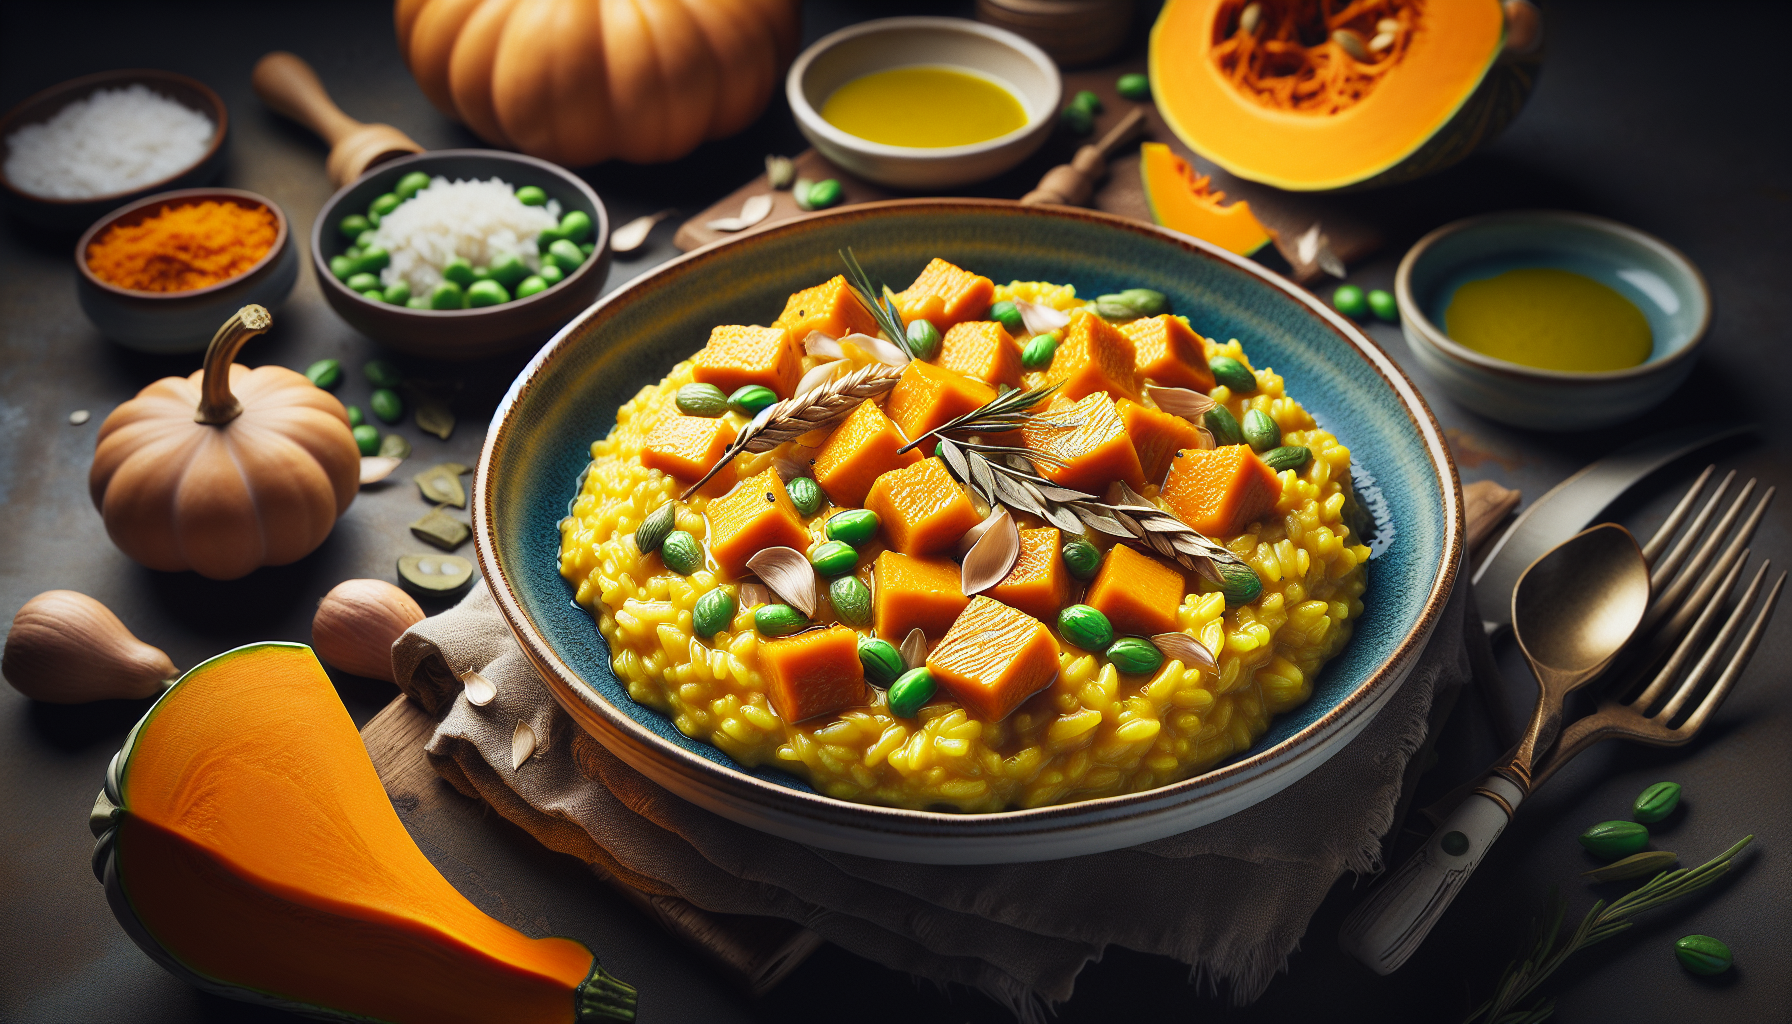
252,51 -> 423,187
1022,107 -> 1149,207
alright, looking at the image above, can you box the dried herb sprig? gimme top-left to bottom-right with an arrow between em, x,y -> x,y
1465,835 -> 1755,1024
896,381 -> 1065,455
839,248 -> 912,359
679,363 -> 904,499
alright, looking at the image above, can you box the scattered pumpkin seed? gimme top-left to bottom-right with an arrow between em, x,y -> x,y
755,603 -> 806,637
787,476 -> 823,517
1094,289 -> 1166,320
305,358 -> 343,389
410,509 -> 470,550
791,178 -> 814,210
1204,404 -> 1243,446
888,666 -> 938,718
1633,781 -> 1682,823
1674,935 -> 1732,975
413,392 -> 455,439
1332,284 -> 1368,318
1116,72 -> 1150,100
676,383 -> 729,417
858,637 -> 905,687
824,509 -> 880,546
364,359 -> 403,388
1242,408 -> 1281,452
352,424 -> 380,455
68,409 -> 90,425
809,540 -> 858,577
1208,355 -> 1256,393
414,464 -> 468,508
634,502 -> 677,555
1106,637 -> 1164,674
1580,850 -> 1677,883
1061,537 -> 1101,581
659,530 -> 704,575
693,589 -> 736,639
1058,604 -> 1114,651
1578,820 -> 1650,860
1367,288 -> 1398,321
829,576 -> 871,627
728,385 -> 778,417
1332,28 -> 1371,62
905,319 -> 941,360
378,433 -> 411,459
397,552 -> 474,594
1217,561 -> 1264,605
1261,445 -> 1312,472
1021,331 -> 1059,370
765,154 -> 796,189
988,300 -> 1024,334
371,388 -> 404,424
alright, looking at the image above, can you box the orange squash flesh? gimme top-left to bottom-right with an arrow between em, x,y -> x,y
705,468 -> 812,577
883,360 -> 997,457
691,324 -> 800,399
107,643 -> 623,1024
873,550 -> 968,641
761,625 -> 868,723
1160,443 -> 1283,537
1118,398 -> 1206,485
1084,544 -> 1185,639
1120,313 -> 1215,392
927,597 -> 1060,722
640,413 -> 738,497
772,275 -> 881,342
1137,143 -> 1273,257
893,258 -> 995,333
864,457 -> 982,557
988,527 -> 1070,623
936,320 -> 1021,388
1021,392 -> 1147,495
1044,312 -> 1139,402
812,399 -> 921,508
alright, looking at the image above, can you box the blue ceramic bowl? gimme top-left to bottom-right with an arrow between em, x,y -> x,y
476,200 -> 1463,863
1396,210 -> 1711,431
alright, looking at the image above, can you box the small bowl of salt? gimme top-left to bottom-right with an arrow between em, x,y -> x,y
0,69 -> 228,232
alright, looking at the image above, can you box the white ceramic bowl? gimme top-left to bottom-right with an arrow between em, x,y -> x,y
786,17 -> 1061,191
1395,210 -> 1710,431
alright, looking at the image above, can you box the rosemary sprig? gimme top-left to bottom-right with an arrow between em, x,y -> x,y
1465,835 -> 1755,1024
678,363 -> 904,499
895,381 -> 1065,455
839,248 -> 911,358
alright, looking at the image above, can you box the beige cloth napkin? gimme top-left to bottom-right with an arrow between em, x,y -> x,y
393,579 -> 1474,1018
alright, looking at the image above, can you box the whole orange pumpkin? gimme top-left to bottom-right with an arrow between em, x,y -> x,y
90,306 -> 360,581
396,0 -> 800,166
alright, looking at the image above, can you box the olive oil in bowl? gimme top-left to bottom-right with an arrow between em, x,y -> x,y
1444,267 -> 1653,373
821,65 -> 1029,149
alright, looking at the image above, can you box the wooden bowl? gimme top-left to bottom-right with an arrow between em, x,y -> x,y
311,150 -> 609,361
0,69 -> 228,233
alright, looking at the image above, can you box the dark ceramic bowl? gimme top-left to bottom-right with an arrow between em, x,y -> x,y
311,150 -> 609,361
0,69 -> 228,233
475,200 -> 1464,864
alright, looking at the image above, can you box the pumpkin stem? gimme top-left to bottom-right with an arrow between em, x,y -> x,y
195,305 -> 273,425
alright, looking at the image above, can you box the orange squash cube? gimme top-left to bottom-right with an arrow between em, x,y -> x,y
760,625 -> 868,723
691,324 -> 800,399
926,597 -> 1060,722
936,320 -> 1021,388
640,414 -> 738,497
704,469 -> 812,578
812,399 -> 922,508
772,275 -> 880,342
1020,392 -> 1146,494
1084,543 -> 1185,639
1117,398 -> 1207,485
1160,444 -> 1283,537
1046,312 -> 1138,402
1120,315 -> 1215,392
883,360 -> 996,456
864,457 -> 981,556
873,550 -> 968,641
988,527 -> 1070,622
893,258 -> 994,333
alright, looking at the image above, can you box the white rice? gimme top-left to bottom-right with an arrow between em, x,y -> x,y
3,84 -> 214,199
371,177 -> 561,294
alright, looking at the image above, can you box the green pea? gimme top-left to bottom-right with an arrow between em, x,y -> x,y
441,257 -> 475,287
888,666 -> 938,718
352,424 -> 380,455
329,254 -> 356,281
364,360 -> 403,388
1057,604 -> 1113,651
1367,288 -> 1398,322
547,238 -> 586,273
356,229 -> 378,250
830,576 -> 872,627
979,301 -> 1018,335
676,383 -> 729,418
1061,537 -> 1100,581
580,242 -> 595,256
825,509 -> 880,546
515,185 -> 547,207
786,476 -> 823,517
469,266 -> 491,282
633,502 -> 677,555
1242,408 -> 1281,452
728,385 -> 778,417
406,296 -> 429,309
1207,355 -> 1256,393
382,280 -> 411,305
1217,561 -> 1263,605
537,263 -> 565,285
488,252 -> 531,288
394,171 -> 432,201
346,405 -> 364,427
1633,782 -> 1682,823
1022,331 -> 1059,370
305,358 -> 342,390
857,638 -> 904,687
1260,446 -> 1312,472
369,192 -> 401,218
1204,405 -> 1243,446
1117,72 -> 1150,100
538,225 -> 566,248
1332,284 -> 1367,318
1060,104 -> 1094,135
810,540 -> 859,577
361,288 -> 386,303
354,247 -> 390,274
344,245 -> 363,261
693,589 -> 736,639
1577,820 -> 1649,860
1106,637 -> 1164,675
428,281 -> 465,310
466,279 -> 510,307
370,388 -> 404,424
660,530 -> 704,575
338,214 -> 370,239
1071,89 -> 1103,115
345,272 -> 381,293
1096,289 -> 1167,319
805,178 -> 843,209
1674,935 -> 1732,976
755,603 -> 806,637
366,210 -> 381,228
901,319 -> 940,360
559,210 -> 593,243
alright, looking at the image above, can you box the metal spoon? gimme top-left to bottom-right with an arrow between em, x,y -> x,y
1341,524 -> 1649,974
609,208 -> 675,253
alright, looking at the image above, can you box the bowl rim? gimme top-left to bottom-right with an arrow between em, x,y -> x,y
309,148 -> 610,318
0,68 -> 228,208
786,16 -> 1063,160
474,198 -> 1464,838
74,187 -> 288,301
1394,208 -> 1712,383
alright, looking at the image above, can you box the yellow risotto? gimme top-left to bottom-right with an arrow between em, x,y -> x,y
559,277 -> 1368,812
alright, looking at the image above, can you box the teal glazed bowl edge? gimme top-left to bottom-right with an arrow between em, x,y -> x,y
475,200 -> 1463,864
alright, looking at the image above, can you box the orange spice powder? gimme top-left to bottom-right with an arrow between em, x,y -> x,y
87,200 -> 278,293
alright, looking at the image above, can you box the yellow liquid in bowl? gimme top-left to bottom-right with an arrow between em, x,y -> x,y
821,65 -> 1028,148
1445,267 -> 1653,372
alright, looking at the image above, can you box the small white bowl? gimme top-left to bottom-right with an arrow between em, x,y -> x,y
786,17 -> 1061,191
1395,210 -> 1710,432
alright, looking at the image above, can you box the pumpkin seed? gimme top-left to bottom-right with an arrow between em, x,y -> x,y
857,638 -> 904,686
364,359 -> 403,388
414,392 -> 455,440
1217,561 -> 1264,605
755,603 -> 806,636
1062,536 -> 1101,581
414,464 -> 467,508
906,319 -> 941,360
787,476 -> 823,517
634,502 -> 677,555
352,424 -> 380,455
1332,284 -> 1367,318
1204,405 -> 1243,446
728,385 -> 777,417
693,589 -> 736,639
1580,850 -> 1677,883
1332,28 -> 1370,62
1239,2 -> 1263,35
305,358 -> 343,389
378,433 -> 411,459
829,576 -> 871,627
1058,604 -> 1114,651
810,540 -> 859,577
1208,356 -> 1256,393
397,552 -> 474,594
1106,637 -> 1164,675
1674,935 -> 1732,975
1261,445 -> 1312,472
1368,288 -> 1398,322
1094,289 -> 1166,320
888,666 -> 938,718
988,300 -> 1024,334
1578,820 -> 1650,860
1633,781 -> 1682,823
371,388 -> 404,424
825,509 -> 880,546
659,530 -> 703,575
765,154 -> 796,190
1116,72 -> 1150,100
676,383 -> 729,417
410,509 -> 470,550
346,404 -> 364,427
1021,332 -> 1059,370
1242,408 -> 1281,452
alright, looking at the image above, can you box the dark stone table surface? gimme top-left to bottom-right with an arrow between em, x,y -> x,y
3,2 -> 1787,1021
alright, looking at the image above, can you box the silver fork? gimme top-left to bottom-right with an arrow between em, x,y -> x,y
1341,467 -> 1782,975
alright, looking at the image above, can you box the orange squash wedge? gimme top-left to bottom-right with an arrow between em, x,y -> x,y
90,642 -> 634,1024
706,468 -> 812,577
692,324 -> 800,399
864,457 -> 982,557
926,597 -> 1059,722
1138,143 -> 1272,257
812,399 -> 921,508
1160,444 -> 1283,537
872,550 -> 968,641
1084,544 -> 1185,638
761,625 -> 868,723
773,275 -> 881,342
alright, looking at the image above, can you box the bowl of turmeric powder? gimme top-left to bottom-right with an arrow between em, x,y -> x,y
74,187 -> 298,352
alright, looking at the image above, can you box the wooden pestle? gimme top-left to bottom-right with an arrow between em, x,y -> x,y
1021,107 -> 1148,207
252,52 -> 424,187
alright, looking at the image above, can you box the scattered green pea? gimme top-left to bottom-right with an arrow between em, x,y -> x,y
857,638 -> 904,687
755,603 -> 806,637
364,360 -> 403,388
660,530 -> 704,575
1208,355 -> 1256,393
693,589 -> 736,639
362,288 -> 386,303
1061,536 -> 1100,581
824,509 -> 880,546
1095,288 -> 1168,319
537,263 -> 565,285
559,210 -> 593,243
1060,103 -> 1094,135
382,280 -> 411,305
1578,820 -> 1650,860
1204,405 -> 1243,446
1057,604 -> 1114,651
988,300 -> 1024,334
338,214 -> 370,239
805,178 -> 844,210
1021,331 -> 1059,370
1071,89 -> 1103,115
1633,782 -> 1682,823
428,281 -> 465,310
466,279 -> 510,308
888,666 -> 938,718
352,424 -> 380,455
905,319 -> 941,360
1367,288 -> 1398,322
786,476 -> 823,517
1332,284 -> 1367,318
329,254 -> 356,281
346,405 -> 364,427
1242,408 -> 1281,452
810,540 -> 859,577
547,238 -> 586,274
676,383 -> 728,417
488,252 -> 530,288
515,185 -> 547,206
728,385 -> 777,417
1260,446 -> 1312,472
441,257 -> 475,288
394,171 -> 432,201
369,192 -> 401,218
830,576 -> 872,627
305,359 -> 343,390
370,388 -> 404,424
1674,935 -> 1732,976
1117,72 -> 1151,100
346,271 -> 381,293
1106,637 -> 1164,675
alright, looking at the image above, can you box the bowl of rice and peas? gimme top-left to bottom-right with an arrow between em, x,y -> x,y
477,200 -> 1462,864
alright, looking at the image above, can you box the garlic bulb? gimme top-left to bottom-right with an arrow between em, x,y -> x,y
2,591 -> 176,703
311,580 -> 424,683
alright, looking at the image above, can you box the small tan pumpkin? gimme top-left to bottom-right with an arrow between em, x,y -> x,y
395,0 -> 801,166
90,306 -> 360,580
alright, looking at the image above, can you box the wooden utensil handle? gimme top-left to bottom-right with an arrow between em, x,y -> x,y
253,51 -> 364,145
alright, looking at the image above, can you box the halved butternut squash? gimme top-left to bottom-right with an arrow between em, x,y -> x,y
1021,392 -> 1146,494
761,625 -> 868,723
1120,313 -> 1215,392
640,413 -> 738,497
1118,398 -> 1206,485
926,597 -> 1060,722
864,457 -> 981,557
893,258 -> 995,333
812,399 -> 921,508
937,320 -> 1021,388
988,527 -> 1070,622
873,550 -> 968,641
772,275 -> 880,341
1043,312 -> 1138,402
705,468 -> 811,577
692,324 -> 800,399
883,360 -> 996,457
1160,443 -> 1282,537
1084,543 -> 1184,638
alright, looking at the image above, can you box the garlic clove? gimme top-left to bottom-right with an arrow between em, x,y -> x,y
511,720 -> 538,770
2,590 -> 175,703
960,507 -> 1020,596
311,579 -> 425,683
